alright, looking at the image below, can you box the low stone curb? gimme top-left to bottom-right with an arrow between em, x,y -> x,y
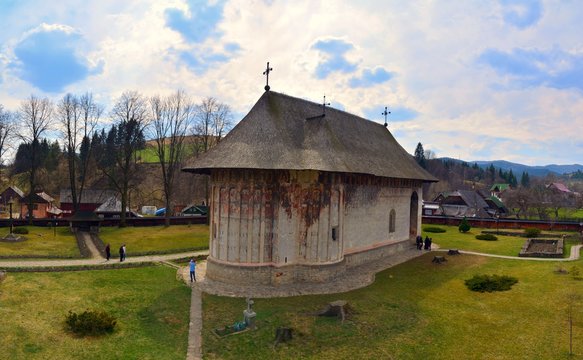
0,261 -> 158,273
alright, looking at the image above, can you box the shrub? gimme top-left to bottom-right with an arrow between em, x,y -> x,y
12,227 -> 29,234
465,274 -> 518,292
423,226 -> 446,233
65,309 -> 117,336
476,234 -> 498,241
524,228 -> 541,238
458,217 -> 471,233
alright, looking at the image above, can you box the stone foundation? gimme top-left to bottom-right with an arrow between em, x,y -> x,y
519,238 -> 564,258
205,239 -> 411,286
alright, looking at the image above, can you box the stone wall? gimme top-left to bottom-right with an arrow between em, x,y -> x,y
205,239 -> 412,285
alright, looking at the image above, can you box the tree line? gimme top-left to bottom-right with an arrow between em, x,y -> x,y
0,91 -> 233,226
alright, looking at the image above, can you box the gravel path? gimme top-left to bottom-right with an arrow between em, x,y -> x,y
0,250 -> 210,269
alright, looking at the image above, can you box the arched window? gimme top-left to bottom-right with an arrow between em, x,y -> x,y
389,209 -> 396,233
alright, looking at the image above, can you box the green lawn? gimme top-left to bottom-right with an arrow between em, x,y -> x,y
98,224 -> 209,254
0,226 -> 80,258
202,254 -> 583,359
0,266 -> 191,360
422,225 -> 582,257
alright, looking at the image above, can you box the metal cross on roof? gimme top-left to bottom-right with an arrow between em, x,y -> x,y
382,106 -> 391,127
322,95 -> 331,115
263,62 -> 273,91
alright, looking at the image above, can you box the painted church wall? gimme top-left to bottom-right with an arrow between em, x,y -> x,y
208,169 -> 422,267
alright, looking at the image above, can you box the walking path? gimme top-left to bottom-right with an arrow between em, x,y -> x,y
0,250 -> 210,269
77,232 -> 102,258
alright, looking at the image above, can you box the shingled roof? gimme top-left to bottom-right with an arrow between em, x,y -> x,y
183,91 -> 437,182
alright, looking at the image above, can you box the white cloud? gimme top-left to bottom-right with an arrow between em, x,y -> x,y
0,0 -> 582,165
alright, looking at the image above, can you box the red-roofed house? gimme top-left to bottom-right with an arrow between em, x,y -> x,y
20,192 -> 62,219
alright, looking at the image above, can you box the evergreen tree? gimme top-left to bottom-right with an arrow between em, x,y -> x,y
459,217 -> 471,233
488,164 -> 496,182
414,142 -> 426,168
508,169 -> 517,188
520,171 -> 530,188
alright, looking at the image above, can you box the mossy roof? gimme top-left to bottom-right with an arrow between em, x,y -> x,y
183,91 -> 437,182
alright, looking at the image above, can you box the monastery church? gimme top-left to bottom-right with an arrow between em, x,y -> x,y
183,89 -> 436,286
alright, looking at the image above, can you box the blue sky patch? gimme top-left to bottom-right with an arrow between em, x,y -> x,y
312,39 -> 357,78
500,0 -> 542,29
364,105 -> 418,123
179,49 -> 231,74
478,47 -> 583,92
165,0 -> 225,43
12,25 -> 98,93
349,67 -> 393,88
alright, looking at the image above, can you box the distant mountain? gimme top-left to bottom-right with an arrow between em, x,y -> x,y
438,158 -> 583,177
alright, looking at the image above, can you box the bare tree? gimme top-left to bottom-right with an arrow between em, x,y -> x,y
96,91 -> 147,227
77,93 -> 103,203
0,105 -> 15,172
191,97 -> 233,207
148,90 -> 192,225
504,187 -> 532,219
17,95 -> 53,223
57,93 -> 102,214
192,97 -> 233,152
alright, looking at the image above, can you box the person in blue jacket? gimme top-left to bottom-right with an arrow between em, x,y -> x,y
189,258 -> 196,282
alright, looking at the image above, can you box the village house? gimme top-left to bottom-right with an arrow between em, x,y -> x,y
59,189 -> 117,216
434,189 -> 508,218
490,183 -> 510,200
20,192 -> 62,219
183,90 -> 436,286
0,186 -> 24,218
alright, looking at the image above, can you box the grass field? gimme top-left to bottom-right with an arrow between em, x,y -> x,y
202,253 -> 583,359
0,266 -> 191,360
0,226 -> 79,257
98,224 -> 209,254
422,225 -> 581,257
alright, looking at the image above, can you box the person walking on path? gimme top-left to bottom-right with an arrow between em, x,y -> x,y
189,258 -> 196,282
105,243 -> 111,261
416,235 -> 423,250
122,244 -> 126,261
119,245 -> 125,262
424,236 -> 432,250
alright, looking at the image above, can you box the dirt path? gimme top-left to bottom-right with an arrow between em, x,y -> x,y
77,231 -> 102,258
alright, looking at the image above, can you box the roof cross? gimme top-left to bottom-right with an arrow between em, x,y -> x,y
263,62 -> 273,91
382,106 -> 391,127
322,95 -> 331,115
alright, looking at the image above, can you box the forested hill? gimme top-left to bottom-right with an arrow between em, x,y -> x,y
439,158 -> 583,177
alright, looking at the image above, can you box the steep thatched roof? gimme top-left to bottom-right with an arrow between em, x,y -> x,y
183,91 -> 437,182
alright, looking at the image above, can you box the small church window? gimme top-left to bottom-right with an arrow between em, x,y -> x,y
389,209 -> 396,233
332,226 -> 338,241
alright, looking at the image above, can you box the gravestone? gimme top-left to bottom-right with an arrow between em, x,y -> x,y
243,297 -> 256,329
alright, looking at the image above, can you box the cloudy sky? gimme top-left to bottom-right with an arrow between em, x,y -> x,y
1,0 -> 582,166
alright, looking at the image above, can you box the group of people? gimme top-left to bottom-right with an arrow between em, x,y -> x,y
104,243 -> 126,262
415,235 -> 432,250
